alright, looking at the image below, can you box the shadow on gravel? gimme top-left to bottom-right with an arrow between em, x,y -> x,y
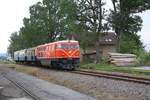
0,94 -> 8,100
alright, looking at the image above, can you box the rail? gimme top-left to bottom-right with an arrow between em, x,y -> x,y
72,70 -> 150,85
1,73 -> 39,100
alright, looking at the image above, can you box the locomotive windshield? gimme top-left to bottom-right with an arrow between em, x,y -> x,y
57,44 -> 79,50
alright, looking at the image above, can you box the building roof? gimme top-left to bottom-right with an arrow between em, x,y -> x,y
68,32 -> 117,45
99,32 -> 117,45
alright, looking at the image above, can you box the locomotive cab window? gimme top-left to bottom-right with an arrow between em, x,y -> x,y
57,44 -> 79,50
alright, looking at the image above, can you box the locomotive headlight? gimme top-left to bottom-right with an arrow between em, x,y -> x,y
69,51 -> 72,54
57,44 -> 61,49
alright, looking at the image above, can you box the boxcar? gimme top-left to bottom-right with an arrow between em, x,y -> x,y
14,49 -> 27,62
26,48 -> 36,62
14,51 -> 19,62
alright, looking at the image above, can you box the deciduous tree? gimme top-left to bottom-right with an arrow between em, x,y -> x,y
108,0 -> 150,52
75,0 -> 107,63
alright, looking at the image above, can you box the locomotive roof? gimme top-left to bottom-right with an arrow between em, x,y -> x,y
14,47 -> 36,53
37,40 -> 79,47
14,49 -> 26,53
14,40 -> 79,53
53,40 -> 78,43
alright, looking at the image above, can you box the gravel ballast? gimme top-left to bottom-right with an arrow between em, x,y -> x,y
2,64 -> 150,100
38,69 -> 150,100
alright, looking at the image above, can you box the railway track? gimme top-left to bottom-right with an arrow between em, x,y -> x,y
72,70 -> 150,85
1,73 -> 39,100
4,63 -> 150,85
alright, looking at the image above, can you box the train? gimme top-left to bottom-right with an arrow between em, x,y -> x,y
14,40 -> 80,70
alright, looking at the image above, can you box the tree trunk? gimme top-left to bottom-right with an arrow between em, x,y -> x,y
111,0 -> 121,52
95,41 -> 101,63
116,32 -> 122,52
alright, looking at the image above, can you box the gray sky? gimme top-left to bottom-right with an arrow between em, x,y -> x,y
0,0 -> 40,53
0,0 -> 149,53
138,11 -> 150,51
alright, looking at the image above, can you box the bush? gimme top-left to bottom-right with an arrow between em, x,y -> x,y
138,51 -> 150,66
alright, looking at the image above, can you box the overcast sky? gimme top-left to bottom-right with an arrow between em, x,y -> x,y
0,0 -> 150,53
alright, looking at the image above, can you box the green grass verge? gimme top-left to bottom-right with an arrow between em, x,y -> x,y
0,60 -> 14,64
80,63 -> 150,76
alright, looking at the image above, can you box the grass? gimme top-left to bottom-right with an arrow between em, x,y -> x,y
0,60 -> 14,64
1,61 -> 150,78
7,64 -> 39,76
80,63 -> 150,77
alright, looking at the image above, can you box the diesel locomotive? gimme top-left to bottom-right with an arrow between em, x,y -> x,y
14,40 -> 80,70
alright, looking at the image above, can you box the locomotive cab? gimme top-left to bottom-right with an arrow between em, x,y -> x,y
54,40 -> 80,70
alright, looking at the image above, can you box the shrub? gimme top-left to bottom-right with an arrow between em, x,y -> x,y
138,51 -> 150,66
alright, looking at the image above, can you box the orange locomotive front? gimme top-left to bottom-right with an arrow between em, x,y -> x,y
35,40 -> 80,70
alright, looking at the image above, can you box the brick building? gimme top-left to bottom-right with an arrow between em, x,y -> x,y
68,32 -> 117,63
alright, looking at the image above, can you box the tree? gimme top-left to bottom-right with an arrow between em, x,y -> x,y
120,32 -> 144,55
7,32 -> 23,57
8,0 -> 79,53
74,0 -> 107,63
108,0 -> 150,52
42,0 -> 78,40
15,2 -> 51,49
